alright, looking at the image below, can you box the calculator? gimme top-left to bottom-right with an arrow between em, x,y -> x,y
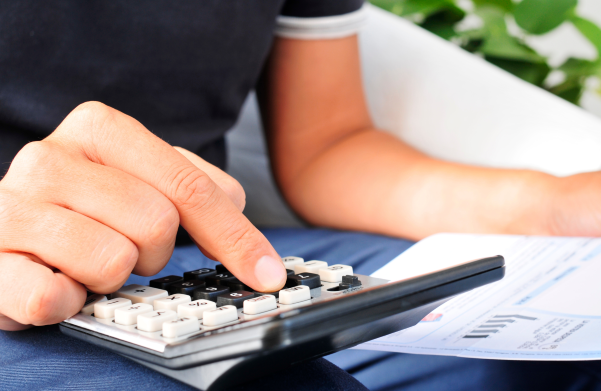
60,255 -> 505,390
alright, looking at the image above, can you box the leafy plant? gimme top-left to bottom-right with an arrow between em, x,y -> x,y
371,0 -> 601,105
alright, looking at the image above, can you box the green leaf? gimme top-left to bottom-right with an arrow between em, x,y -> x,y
558,57 -> 600,78
370,0 -> 457,17
514,0 -> 577,35
420,6 -> 466,39
477,7 -> 546,62
570,16 -> 601,57
486,57 -> 551,85
548,78 -> 585,104
472,0 -> 513,13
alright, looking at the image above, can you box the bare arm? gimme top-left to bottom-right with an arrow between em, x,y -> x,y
258,36 -> 600,240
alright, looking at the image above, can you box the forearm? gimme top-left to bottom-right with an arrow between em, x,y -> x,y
279,128 -> 557,240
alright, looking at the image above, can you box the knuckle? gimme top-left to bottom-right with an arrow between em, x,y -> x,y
69,101 -> 114,124
24,273 -> 58,325
8,141 -> 63,178
217,222 -> 257,256
221,176 -> 246,211
145,203 -> 180,248
96,236 -> 139,286
169,167 -> 217,211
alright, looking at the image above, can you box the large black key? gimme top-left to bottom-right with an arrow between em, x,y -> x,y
339,275 -> 362,290
149,275 -> 183,290
215,264 -> 229,274
193,285 -> 230,302
216,290 -> 254,308
225,278 -> 251,292
286,269 -> 295,276
168,280 -> 206,295
286,272 -> 321,289
206,272 -> 237,286
184,268 -> 216,281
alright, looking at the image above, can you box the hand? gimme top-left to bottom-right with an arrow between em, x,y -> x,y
0,102 -> 287,331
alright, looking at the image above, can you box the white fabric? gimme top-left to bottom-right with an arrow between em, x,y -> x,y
274,5 -> 367,40
226,4 -> 601,228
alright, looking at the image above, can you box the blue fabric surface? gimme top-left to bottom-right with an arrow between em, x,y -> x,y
0,228 -> 407,390
4,227 -> 601,390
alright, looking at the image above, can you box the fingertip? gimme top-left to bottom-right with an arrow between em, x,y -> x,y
253,255 -> 287,292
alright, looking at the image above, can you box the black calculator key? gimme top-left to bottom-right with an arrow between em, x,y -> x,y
286,269 -> 295,276
193,285 -> 230,302
216,290 -> 254,308
225,278 -> 251,292
149,275 -> 184,290
339,275 -> 362,290
215,264 -> 230,274
183,268 -> 216,281
168,280 -> 206,295
206,272 -> 237,286
286,273 -> 321,289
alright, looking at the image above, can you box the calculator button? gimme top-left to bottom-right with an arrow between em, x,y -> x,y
243,295 -> 277,315
203,305 -> 238,326
178,300 -> 216,319
162,316 -> 200,338
206,272 -> 237,286
294,260 -> 328,274
286,272 -> 321,289
114,284 -> 168,304
224,278 -> 251,292
216,290 -> 255,308
339,275 -> 362,290
114,303 -> 153,326
81,294 -> 107,315
215,264 -> 230,274
167,280 -> 206,295
279,286 -> 311,305
149,275 -> 183,290
153,294 -> 191,311
137,310 -> 178,332
183,268 -> 216,281
318,265 -> 354,283
94,298 -> 132,319
281,256 -> 304,269
193,285 -> 230,301
286,269 -> 295,276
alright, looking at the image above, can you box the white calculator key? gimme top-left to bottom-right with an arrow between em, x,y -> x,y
80,294 -> 107,315
137,310 -> 178,332
294,260 -> 328,274
203,305 -> 238,326
162,316 -> 200,338
178,300 -> 216,319
279,285 -> 311,305
114,303 -> 153,326
153,294 -> 191,311
113,284 -> 168,304
281,256 -> 304,269
243,295 -> 277,315
94,298 -> 132,319
318,264 -> 354,283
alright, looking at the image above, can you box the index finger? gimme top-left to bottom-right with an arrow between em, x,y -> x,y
48,102 -> 286,292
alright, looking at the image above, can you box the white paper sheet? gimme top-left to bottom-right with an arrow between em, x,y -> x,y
356,233 -> 601,360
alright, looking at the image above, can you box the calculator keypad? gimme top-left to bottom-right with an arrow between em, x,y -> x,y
72,257 -> 365,349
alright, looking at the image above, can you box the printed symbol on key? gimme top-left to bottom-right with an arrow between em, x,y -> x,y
230,293 -> 243,297
134,289 -> 146,293
129,306 -> 142,311
153,311 -> 166,317
206,287 -> 218,291
182,282 -> 194,287
331,266 -> 343,270
107,300 -> 122,305
216,274 -> 227,277
168,296 -> 178,301
298,275 -> 310,279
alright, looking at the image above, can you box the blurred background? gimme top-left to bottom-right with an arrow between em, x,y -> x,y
371,0 -> 601,117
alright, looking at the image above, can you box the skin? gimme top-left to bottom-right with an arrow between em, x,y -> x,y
2,35 -> 600,331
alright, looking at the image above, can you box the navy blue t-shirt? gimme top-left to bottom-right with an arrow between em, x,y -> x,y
0,0 -> 364,177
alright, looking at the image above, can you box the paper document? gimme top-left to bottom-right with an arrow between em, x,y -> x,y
356,233 -> 601,360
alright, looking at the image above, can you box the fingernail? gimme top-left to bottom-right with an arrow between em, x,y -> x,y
255,255 -> 287,292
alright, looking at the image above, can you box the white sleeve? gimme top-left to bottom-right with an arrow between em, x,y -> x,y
274,4 -> 368,40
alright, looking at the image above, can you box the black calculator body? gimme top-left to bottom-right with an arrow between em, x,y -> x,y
60,255 -> 505,390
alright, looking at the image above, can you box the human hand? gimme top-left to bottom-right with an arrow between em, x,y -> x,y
0,102 -> 286,331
